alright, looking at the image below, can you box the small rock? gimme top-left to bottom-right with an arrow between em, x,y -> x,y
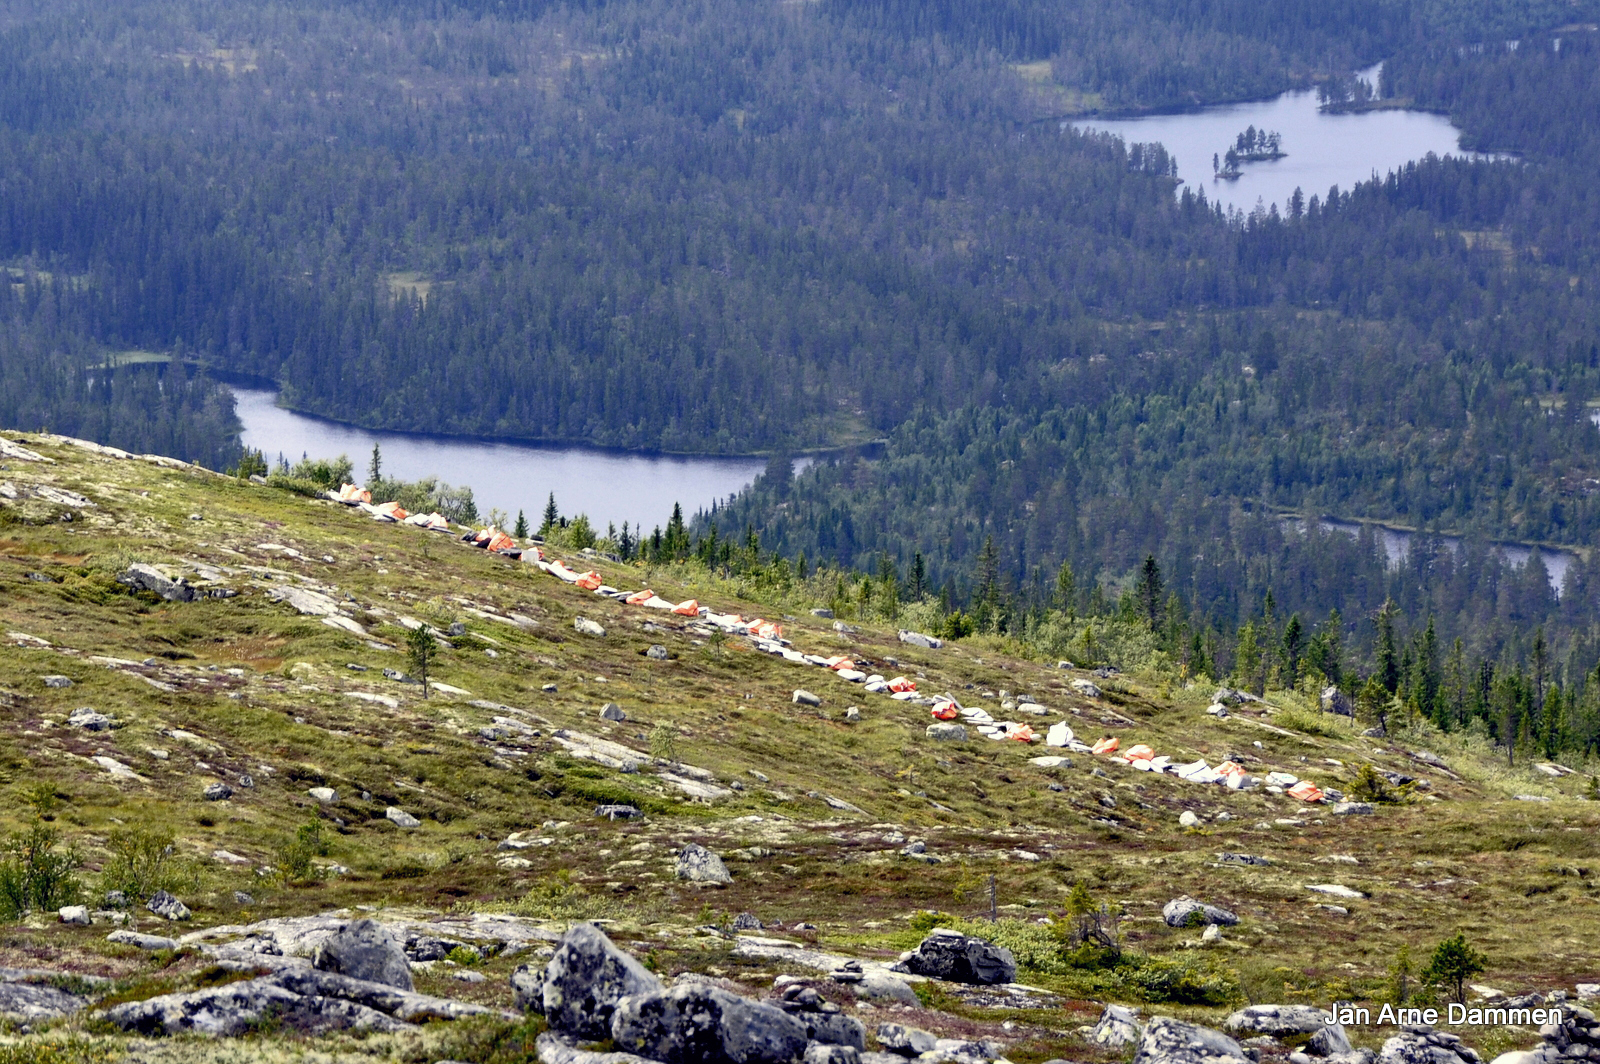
1179,810 -> 1200,828
1226,1005 -> 1330,1037
677,843 -> 733,886
1134,1016 -> 1250,1064
898,630 -> 943,649
146,890 -> 191,921
1331,802 -> 1374,816
600,702 -> 627,722
733,912 -> 763,931
386,807 -> 421,829
119,563 -> 196,602
811,608 -> 834,618
308,787 -> 338,804
805,1046 -> 861,1064
646,645 -> 670,660
1202,924 -> 1223,943
234,891 -> 255,905
203,782 -> 234,801
574,617 -> 606,637
238,774 -> 255,788
542,683 -> 558,692
58,905 -> 91,925
597,804 -> 640,820
844,707 -> 860,722
877,1023 -> 938,1055
793,690 -> 822,707
42,675 -> 73,688
925,723 -> 967,741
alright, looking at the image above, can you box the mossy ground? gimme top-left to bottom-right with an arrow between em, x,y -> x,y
0,431 -> 1596,1063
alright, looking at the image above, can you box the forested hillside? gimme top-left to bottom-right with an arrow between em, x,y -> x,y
3,1 -> 1600,687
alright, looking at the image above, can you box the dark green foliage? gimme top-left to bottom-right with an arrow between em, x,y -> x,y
277,821 -> 331,884
99,828 -> 191,903
408,625 -> 437,698
0,822 -> 81,920
1421,934 -> 1486,1004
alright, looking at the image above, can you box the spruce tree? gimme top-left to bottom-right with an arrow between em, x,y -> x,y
367,442 -> 382,487
539,493 -> 559,536
1135,555 -> 1163,630
1376,600 -> 1401,693
514,509 -> 529,539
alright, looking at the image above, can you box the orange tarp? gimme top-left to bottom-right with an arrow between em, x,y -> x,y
1287,781 -> 1325,802
575,571 -> 603,591
1091,737 -> 1120,755
625,589 -> 656,605
376,501 -> 409,520
1216,760 -> 1247,778
1009,724 -> 1037,742
1126,744 -> 1155,761
673,599 -> 700,616
888,676 -> 916,693
487,531 -> 516,552
930,701 -> 959,720
336,483 -> 372,504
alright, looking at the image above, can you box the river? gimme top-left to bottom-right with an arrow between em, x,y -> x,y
1074,66 -> 1495,216
234,388 -> 768,534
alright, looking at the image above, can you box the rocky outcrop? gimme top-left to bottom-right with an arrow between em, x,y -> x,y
1380,1026 -> 1482,1064
514,922 -> 664,1039
773,984 -> 866,1050
0,981 -> 87,1024
119,563 -> 196,602
609,983 -> 808,1064
313,918 -> 413,990
1134,1016 -> 1252,1064
1503,1004 -> 1600,1064
1226,1005 -> 1330,1037
900,929 -> 1016,985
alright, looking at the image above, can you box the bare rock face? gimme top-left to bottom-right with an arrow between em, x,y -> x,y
1226,1005 -> 1332,1037
609,983 -> 808,1064
313,919 -> 414,991
1163,896 -> 1239,928
1090,1004 -> 1145,1048
119,563 -> 196,602
901,929 -> 1016,985
0,982 -> 88,1024
513,922 -> 664,1040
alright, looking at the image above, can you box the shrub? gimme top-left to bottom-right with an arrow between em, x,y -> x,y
0,823 -> 82,920
1350,763 -> 1409,803
276,821 -> 331,883
1275,707 -> 1347,738
99,828 -> 192,903
1422,934 -> 1486,1004
1123,954 -> 1242,1005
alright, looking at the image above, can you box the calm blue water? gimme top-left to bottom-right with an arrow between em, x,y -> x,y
234,388 -> 768,534
1074,67 -> 1498,216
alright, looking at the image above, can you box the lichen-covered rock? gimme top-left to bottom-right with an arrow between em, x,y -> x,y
519,922 -> 664,1040
676,844 -> 733,885
1090,1004 -> 1145,1048
1380,1027 -> 1483,1064
313,919 -> 413,991
1134,1016 -> 1253,1064
1227,1005 -> 1331,1036
610,983 -> 808,1064
0,982 -> 87,1024
1163,896 -> 1239,928
901,929 -> 1016,985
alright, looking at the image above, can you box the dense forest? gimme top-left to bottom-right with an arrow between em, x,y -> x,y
3,0 -> 1600,702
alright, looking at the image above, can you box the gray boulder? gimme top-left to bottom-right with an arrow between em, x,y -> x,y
146,890 -> 191,921
898,630 -> 944,650
677,844 -> 733,885
313,919 -> 413,990
925,723 -> 968,741
203,782 -> 233,801
902,929 -> 1016,985
1090,1004 -> 1145,1048
1227,1005 -> 1331,1037
1320,686 -> 1355,716
876,1023 -> 938,1055
67,707 -> 112,731
99,975 -> 413,1036
1163,896 -> 1239,928
600,703 -> 627,722
119,563 -> 196,602
107,929 -> 179,951
1309,1024 -> 1355,1056
1134,1016 -> 1253,1064
646,645 -> 670,661
517,922 -> 664,1039
534,1032 -> 662,1064
575,617 -> 606,637
385,807 -> 421,829
849,971 -> 918,1004
42,675 -> 73,688
610,983 -> 808,1064
793,690 -> 822,707
0,981 -> 87,1023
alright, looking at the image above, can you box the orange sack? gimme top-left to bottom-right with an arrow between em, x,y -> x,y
1091,737 -> 1120,755
1126,744 -> 1155,762
930,701 -> 959,721
575,571 -> 603,591
1010,725 -> 1037,742
625,589 -> 656,605
888,677 -> 917,693
673,599 -> 700,616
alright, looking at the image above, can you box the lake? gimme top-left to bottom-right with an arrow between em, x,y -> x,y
1075,67 -> 1494,216
234,388 -> 769,534
1284,516 -> 1578,595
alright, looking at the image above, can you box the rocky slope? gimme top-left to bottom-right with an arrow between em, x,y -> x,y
0,429 -> 1596,1064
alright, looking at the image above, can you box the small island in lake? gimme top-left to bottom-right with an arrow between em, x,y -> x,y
1213,125 -> 1284,179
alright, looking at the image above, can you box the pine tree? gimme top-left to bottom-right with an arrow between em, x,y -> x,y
1376,600 -> 1401,693
973,536 -> 1001,633
407,625 -> 436,700
911,552 -> 927,601
539,493 -> 559,536
1055,560 -> 1076,619
1135,554 -> 1164,631
1234,623 -> 1261,694
367,442 -> 382,487
1281,614 -> 1304,689
514,509 -> 529,539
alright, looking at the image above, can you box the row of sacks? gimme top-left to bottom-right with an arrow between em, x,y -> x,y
1081,737 -> 1328,801
328,484 -> 455,535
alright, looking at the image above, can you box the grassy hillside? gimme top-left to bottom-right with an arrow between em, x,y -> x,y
0,429 -> 1595,1063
